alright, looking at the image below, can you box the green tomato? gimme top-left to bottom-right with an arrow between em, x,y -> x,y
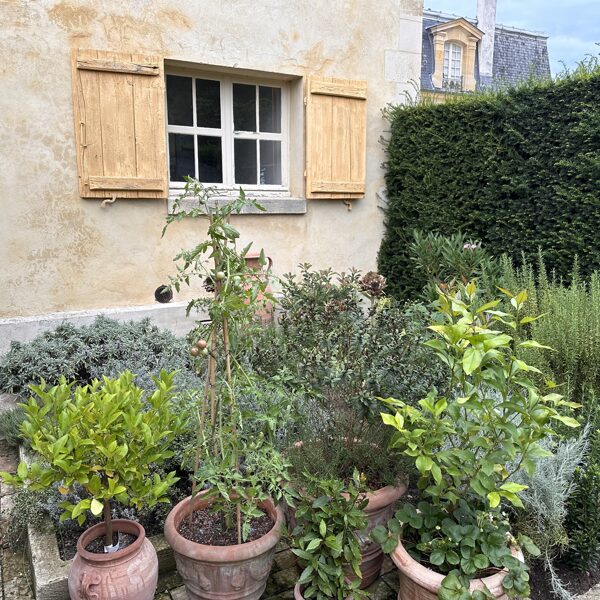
215,271 -> 226,281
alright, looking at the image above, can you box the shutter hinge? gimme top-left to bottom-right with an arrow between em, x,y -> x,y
303,96 -> 307,106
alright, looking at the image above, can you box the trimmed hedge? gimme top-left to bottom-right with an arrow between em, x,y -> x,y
378,67 -> 600,299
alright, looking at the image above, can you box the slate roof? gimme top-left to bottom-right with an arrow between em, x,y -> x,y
421,10 -> 551,92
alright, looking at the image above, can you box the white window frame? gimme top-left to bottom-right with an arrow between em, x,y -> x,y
443,42 -> 463,79
166,70 -> 290,193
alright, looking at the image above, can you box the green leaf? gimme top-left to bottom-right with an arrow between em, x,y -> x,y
518,340 -> 553,350
551,415 -> 581,428
499,482 -> 528,494
416,455 -> 433,473
90,498 -> 104,516
319,520 -> 326,537
306,538 -> 322,551
462,347 -> 483,375
17,461 -> 28,480
487,492 -> 501,508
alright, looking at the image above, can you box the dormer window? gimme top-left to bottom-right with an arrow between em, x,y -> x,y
428,18 -> 483,93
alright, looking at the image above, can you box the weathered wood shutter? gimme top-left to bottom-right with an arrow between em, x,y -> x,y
305,76 -> 367,200
71,49 -> 168,199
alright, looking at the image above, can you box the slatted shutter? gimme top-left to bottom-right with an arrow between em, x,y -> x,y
305,76 -> 367,200
71,49 -> 168,199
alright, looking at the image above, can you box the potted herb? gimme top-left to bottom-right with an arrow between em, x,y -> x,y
290,470 -> 369,600
372,283 -> 579,600
162,180 -> 289,600
0,370 -> 181,600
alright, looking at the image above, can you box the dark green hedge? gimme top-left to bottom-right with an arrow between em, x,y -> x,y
378,69 -> 600,299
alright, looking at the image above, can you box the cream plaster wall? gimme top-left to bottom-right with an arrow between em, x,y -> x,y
0,0 -> 423,320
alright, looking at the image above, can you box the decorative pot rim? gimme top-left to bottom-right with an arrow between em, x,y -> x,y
164,490 -> 284,562
391,540 -> 524,594
290,439 -> 407,503
75,518 -> 146,563
362,483 -> 407,512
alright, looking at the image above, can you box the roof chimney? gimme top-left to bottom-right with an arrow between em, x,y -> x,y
477,0 -> 497,79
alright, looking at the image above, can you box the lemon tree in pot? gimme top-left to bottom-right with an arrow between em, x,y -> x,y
162,180 -> 290,600
0,370 -> 181,600
372,283 -> 580,600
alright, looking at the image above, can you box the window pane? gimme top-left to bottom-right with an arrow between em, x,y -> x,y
260,140 -> 281,185
259,86 -> 281,133
196,79 -> 221,129
233,84 -> 256,131
234,139 -> 257,184
166,75 -> 193,126
169,133 -> 195,181
197,136 -> 222,183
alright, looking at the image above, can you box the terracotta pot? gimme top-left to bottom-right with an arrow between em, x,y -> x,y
164,492 -> 284,600
357,483 -> 407,587
391,540 -> 524,600
287,483 -> 406,589
68,519 -> 158,600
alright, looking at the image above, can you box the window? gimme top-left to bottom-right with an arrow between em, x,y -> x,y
443,42 -> 463,80
166,73 -> 288,190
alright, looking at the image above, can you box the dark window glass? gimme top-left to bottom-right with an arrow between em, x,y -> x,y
197,136 -> 222,183
260,140 -> 281,185
233,84 -> 256,131
234,139 -> 257,184
196,79 -> 221,129
166,75 -> 193,126
259,86 -> 281,133
169,133 -> 195,181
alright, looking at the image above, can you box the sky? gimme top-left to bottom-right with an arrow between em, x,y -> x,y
425,0 -> 600,75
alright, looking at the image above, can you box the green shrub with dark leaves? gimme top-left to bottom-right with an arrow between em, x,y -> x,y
379,61 -> 600,299
0,316 -> 200,395
290,470 -> 368,600
250,264 -> 445,417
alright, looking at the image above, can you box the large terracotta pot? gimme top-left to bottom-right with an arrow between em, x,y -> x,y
357,484 -> 407,587
68,519 -> 158,600
164,492 -> 284,600
391,540 -> 524,600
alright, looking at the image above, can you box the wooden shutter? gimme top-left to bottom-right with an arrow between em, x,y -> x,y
71,49 -> 168,199
305,77 -> 367,200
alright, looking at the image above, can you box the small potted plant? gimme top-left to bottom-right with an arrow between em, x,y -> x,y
162,180 -> 289,600
372,283 -> 580,600
290,469 -> 369,600
0,370 -> 181,600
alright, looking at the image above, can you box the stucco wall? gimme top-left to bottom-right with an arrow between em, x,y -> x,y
0,0 -> 422,321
